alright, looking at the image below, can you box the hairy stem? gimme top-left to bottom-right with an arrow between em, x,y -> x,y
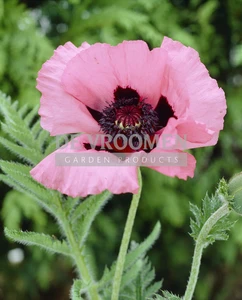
183,202 -> 230,300
59,200 -> 100,300
111,168 -> 142,300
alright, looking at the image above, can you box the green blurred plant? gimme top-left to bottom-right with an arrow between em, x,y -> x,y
0,0 -> 53,106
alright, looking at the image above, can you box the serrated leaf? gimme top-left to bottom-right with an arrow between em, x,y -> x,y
0,161 -> 60,216
99,223 -> 161,299
189,203 -> 202,228
155,291 -> 182,300
145,281 -> 163,298
0,92 -> 54,160
98,222 -> 161,289
124,222 -> 161,272
0,100 -> 37,148
120,257 -> 161,300
24,106 -> 39,126
71,190 -> 112,247
36,129 -> 51,150
44,135 -> 67,156
70,280 -> 85,300
142,258 -> 155,289
1,190 -> 46,231
4,228 -> 71,256
1,122 -> 37,150
18,104 -> 29,118
190,182 -> 234,246
63,196 -> 81,217
0,136 -> 42,164
31,119 -> 42,138
120,259 -> 143,290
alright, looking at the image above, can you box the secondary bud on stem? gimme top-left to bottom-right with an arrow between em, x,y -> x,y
228,172 -> 242,215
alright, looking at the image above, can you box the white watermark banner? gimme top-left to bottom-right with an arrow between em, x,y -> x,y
55,152 -> 188,167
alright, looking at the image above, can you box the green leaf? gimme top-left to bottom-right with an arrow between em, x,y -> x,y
70,280 -> 85,300
99,222 -> 161,299
36,129 -> 51,150
0,161 -> 60,217
120,258 -> 143,290
63,196 -> 81,216
102,255 -> 162,300
0,92 -> 54,163
31,119 -> 42,138
44,135 -> 67,156
71,190 -> 112,247
4,228 -> 71,256
155,291 -> 182,300
0,136 -> 42,164
145,281 -> 163,298
24,105 -> 39,126
99,222 -> 161,289
190,180 -> 235,247
123,256 -> 162,300
0,100 -> 38,150
1,190 -> 47,231
18,104 -> 29,118
124,222 -> 161,270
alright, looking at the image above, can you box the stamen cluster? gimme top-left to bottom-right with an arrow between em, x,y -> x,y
99,87 -> 160,142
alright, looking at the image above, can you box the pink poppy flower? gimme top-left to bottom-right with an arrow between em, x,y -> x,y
30,37 -> 226,197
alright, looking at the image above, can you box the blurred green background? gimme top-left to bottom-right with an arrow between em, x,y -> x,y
0,0 -> 242,299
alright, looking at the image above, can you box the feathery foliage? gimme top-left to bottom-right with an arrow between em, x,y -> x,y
0,92 -> 52,164
98,222 -> 162,299
0,92 -> 63,218
0,92 -> 109,280
70,280 -> 85,300
70,190 -> 112,247
5,229 -> 72,256
0,0 -> 53,106
1,190 -> 47,230
154,291 -> 182,300
190,180 -> 234,247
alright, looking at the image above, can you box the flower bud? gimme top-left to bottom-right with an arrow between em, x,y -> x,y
228,172 -> 242,215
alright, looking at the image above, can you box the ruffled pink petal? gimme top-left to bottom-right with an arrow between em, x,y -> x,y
108,43 -> 168,108
62,41 -> 167,111
148,148 -> 196,180
176,120 -> 213,143
159,117 -> 216,150
37,41 -> 100,136
78,42 -> 90,50
161,37 -> 226,132
30,135 -> 139,197
159,64 -> 190,118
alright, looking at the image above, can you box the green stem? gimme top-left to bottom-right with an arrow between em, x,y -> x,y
111,168 -> 142,300
64,220 -> 100,299
58,202 -> 100,300
183,202 -> 230,300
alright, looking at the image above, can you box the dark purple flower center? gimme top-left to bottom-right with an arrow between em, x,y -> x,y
86,86 -> 176,152
98,87 -> 160,140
